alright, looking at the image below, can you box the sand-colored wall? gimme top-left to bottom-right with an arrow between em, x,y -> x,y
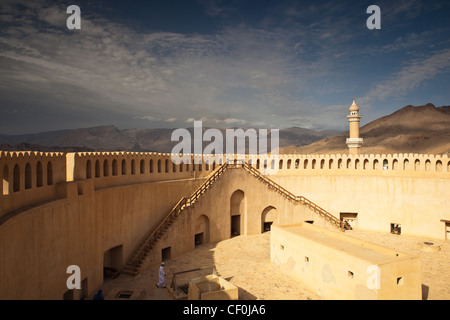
271,224 -> 422,300
0,151 -> 448,299
0,151 -> 66,220
0,173 -> 205,299
248,153 -> 450,238
270,156 -> 450,238
140,166 -> 340,271
188,275 -> 238,300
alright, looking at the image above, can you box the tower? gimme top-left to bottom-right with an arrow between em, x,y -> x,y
346,97 -> 363,155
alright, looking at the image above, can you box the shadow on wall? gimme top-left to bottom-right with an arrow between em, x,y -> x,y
167,241 -> 257,300
422,284 -> 429,300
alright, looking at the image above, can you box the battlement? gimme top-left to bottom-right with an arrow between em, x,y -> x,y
67,151 -> 219,190
1,150 -> 449,220
0,151 -> 66,220
272,153 -> 449,175
0,151 -> 66,190
0,149 -> 449,299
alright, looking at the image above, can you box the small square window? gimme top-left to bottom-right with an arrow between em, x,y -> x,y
305,256 -> 309,263
348,271 -> 354,278
391,223 -> 401,235
397,277 -> 403,286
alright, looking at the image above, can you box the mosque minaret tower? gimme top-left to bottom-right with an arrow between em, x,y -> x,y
346,97 -> 363,155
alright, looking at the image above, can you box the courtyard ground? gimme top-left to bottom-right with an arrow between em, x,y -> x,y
101,229 -> 450,300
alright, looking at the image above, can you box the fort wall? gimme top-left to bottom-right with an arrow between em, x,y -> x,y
250,153 -> 450,238
0,151 -> 449,299
140,166 -> 339,272
0,174 -> 205,299
271,223 -> 422,300
0,151 -> 66,220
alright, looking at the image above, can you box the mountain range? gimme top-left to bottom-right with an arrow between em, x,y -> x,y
1,103 -> 449,155
0,124 -> 340,153
281,103 -> 450,155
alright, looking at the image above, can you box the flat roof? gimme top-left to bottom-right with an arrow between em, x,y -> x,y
276,224 -> 411,265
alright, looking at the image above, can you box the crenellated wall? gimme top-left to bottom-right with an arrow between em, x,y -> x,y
66,152 -> 219,189
0,150 -> 449,299
248,153 -> 450,176
0,151 -> 66,221
1,151 -> 449,234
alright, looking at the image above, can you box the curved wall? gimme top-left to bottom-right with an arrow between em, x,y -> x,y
0,151 -> 449,299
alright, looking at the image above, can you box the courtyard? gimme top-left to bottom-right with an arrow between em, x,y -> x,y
101,229 -> 450,300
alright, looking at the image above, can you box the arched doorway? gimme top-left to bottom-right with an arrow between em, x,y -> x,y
261,206 -> 277,233
195,215 -> 210,247
230,190 -> 246,237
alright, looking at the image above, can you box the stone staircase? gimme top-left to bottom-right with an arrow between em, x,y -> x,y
122,161 -> 350,276
240,162 -> 351,231
122,163 -> 229,276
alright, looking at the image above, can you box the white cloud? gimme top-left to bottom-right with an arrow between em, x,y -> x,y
223,118 -> 247,125
139,115 -> 158,121
363,49 -> 450,102
0,0 -> 448,134
0,1 -> 361,133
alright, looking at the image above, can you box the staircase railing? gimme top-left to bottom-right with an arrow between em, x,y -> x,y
124,161 -> 350,275
124,197 -> 187,274
241,162 -> 298,201
239,162 -> 350,231
123,163 -> 229,275
186,163 -> 228,207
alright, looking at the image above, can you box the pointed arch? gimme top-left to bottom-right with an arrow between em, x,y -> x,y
25,162 -> 32,190
95,160 -> 100,178
195,214 -> 210,246
150,159 -> 154,173
436,160 -> 442,172
140,159 -> 145,174
230,189 -> 246,237
85,160 -> 92,179
37,161 -> 43,187
13,164 -> 20,192
261,206 -> 277,233
47,162 -> 53,185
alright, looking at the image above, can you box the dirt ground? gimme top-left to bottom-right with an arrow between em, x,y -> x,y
101,230 -> 450,300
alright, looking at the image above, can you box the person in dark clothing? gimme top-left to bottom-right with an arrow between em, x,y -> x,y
93,289 -> 104,300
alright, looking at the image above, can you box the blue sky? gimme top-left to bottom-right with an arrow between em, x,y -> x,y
0,0 -> 449,134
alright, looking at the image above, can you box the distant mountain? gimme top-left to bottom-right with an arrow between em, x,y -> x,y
2,103 -> 448,155
281,103 -> 450,155
0,125 -> 340,153
0,143 -> 93,153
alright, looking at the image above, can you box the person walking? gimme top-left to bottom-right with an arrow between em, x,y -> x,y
156,262 -> 166,288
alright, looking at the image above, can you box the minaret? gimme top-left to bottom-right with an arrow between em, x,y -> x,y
346,97 -> 363,155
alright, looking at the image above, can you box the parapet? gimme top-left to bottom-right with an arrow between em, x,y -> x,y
0,151 -> 66,219
272,153 -> 449,173
1,150 -> 448,220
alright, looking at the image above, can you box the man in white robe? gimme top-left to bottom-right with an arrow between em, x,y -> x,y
156,262 -> 166,288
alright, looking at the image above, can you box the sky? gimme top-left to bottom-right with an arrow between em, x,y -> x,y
0,0 -> 449,135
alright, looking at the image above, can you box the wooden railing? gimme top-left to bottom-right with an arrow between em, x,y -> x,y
123,163 -> 229,275
241,162 -> 298,201
240,162 -> 350,231
185,163 -> 228,207
124,161 -> 350,275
